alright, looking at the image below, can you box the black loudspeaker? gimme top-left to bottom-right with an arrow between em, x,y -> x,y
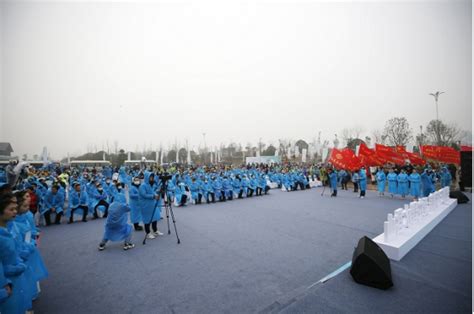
460,152 -> 472,189
449,190 -> 469,204
350,236 -> 393,290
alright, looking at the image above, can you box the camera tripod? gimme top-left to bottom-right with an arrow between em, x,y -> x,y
142,180 -> 181,245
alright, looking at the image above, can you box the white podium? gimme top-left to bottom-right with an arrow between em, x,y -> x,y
373,198 -> 457,261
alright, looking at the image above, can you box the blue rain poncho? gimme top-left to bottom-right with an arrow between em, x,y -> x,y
387,172 -> 398,194
397,172 -> 409,196
376,170 -> 386,192
409,172 -> 421,197
128,183 -> 143,224
358,169 -> 367,191
328,172 -> 338,191
139,172 -> 161,223
42,189 -> 65,214
0,227 -> 31,314
102,202 -> 132,242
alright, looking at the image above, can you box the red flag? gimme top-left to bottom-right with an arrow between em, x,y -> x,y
328,148 -> 362,171
395,146 -> 426,166
461,145 -> 473,152
358,143 -> 384,166
420,145 -> 460,165
375,144 -> 406,165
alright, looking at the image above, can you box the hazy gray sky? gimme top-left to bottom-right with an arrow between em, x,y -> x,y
0,0 -> 471,159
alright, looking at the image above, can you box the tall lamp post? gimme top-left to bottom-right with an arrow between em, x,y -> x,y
429,91 -> 444,121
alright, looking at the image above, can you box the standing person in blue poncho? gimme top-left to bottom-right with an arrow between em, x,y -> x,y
232,175 -> 243,199
139,171 -> 163,240
0,193 -> 31,314
397,169 -> 409,198
359,167 -> 367,199
409,168 -> 421,200
328,168 -> 338,197
387,168 -> 398,198
421,168 -> 435,197
42,184 -> 65,225
440,166 -> 452,188
376,168 -> 386,196
11,191 -> 48,304
98,202 -> 135,251
129,177 -> 144,231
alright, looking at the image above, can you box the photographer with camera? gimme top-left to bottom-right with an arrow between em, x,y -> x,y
139,172 -> 163,240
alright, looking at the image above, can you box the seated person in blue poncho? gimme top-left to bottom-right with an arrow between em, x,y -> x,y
98,201 -> 135,251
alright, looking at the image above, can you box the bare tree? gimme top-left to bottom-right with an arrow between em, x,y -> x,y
383,117 -> 413,146
341,126 -> 365,146
425,120 -> 461,146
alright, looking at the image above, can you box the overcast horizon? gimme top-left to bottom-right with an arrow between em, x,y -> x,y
0,0 -> 471,159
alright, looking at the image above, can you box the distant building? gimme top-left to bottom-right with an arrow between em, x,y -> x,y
0,143 -> 13,157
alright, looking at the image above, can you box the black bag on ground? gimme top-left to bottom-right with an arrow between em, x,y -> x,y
350,236 -> 393,290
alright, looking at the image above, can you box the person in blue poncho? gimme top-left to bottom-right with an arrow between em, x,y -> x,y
98,202 -> 135,251
421,168 -> 435,197
90,182 -> 110,219
0,193 -> 31,314
139,172 -> 163,240
359,167 -> 367,199
397,169 -> 409,198
232,176 -> 243,199
387,169 -> 398,197
189,177 -> 202,204
222,176 -> 233,200
129,177 -> 144,231
11,191 -> 48,303
328,169 -> 338,197
440,166 -> 452,188
68,182 -> 89,223
376,168 -> 386,196
248,175 -> 257,197
409,168 -> 421,199
204,178 -> 215,203
42,184 -> 65,225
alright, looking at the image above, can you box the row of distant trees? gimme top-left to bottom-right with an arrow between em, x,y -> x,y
64,117 -> 470,167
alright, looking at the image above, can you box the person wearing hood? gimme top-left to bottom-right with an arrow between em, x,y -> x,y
98,202 -> 135,251
189,177 -> 202,204
421,168 -> 435,197
397,169 -> 409,198
440,166 -> 452,188
68,182 -> 89,223
409,168 -> 421,200
222,176 -> 233,200
139,172 -> 163,239
387,168 -> 398,198
376,168 -> 386,196
42,184 -> 65,225
129,177 -> 144,231
232,175 -> 243,199
91,182 -> 110,219
204,178 -> 215,203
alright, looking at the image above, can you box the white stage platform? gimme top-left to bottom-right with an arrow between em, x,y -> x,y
374,198 -> 457,261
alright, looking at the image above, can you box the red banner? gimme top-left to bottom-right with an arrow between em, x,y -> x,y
328,148 -> 362,171
358,143 -> 384,166
420,145 -> 460,165
461,145 -> 473,152
395,146 -> 426,166
375,144 -> 406,165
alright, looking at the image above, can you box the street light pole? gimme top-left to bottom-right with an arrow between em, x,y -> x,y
429,91 -> 444,121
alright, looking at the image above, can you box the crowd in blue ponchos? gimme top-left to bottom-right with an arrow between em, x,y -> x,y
373,165 -> 452,199
0,187 -> 49,314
